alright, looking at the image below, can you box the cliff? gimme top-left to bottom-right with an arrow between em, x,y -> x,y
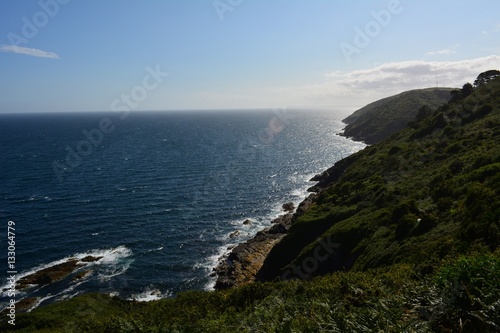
342,88 -> 452,144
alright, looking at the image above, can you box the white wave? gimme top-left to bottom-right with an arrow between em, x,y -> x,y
128,287 -> 172,302
97,260 -> 133,281
85,245 -> 132,265
199,242 -> 237,291
146,245 -> 164,253
0,245 -> 132,296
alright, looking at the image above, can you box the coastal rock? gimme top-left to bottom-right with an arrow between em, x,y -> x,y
72,269 -> 92,282
295,194 -> 317,216
16,256 -> 102,291
17,259 -> 82,290
268,222 -> 288,234
214,213 -> 295,289
243,219 -> 252,226
214,232 -> 284,289
81,256 -> 102,263
229,230 -> 241,238
282,202 -> 295,212
214,192 -> 321,290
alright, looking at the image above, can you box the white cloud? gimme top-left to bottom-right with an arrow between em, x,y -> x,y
426,49 -> 454,55
270,55 -> 500,111
0,45 -> 59,59
170,56 -> 500,114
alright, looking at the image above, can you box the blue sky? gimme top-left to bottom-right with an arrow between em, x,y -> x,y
1,0 -> 499,113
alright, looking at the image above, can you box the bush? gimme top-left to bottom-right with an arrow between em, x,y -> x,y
460,182 -> 500,248
395,214 -> 417,240
432,255 -> 500,332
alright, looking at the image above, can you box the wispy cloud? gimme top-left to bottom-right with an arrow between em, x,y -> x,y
0,45 -> 60,59
426,49 -> 454,55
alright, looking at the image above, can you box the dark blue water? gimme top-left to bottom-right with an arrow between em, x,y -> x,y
0,110 -> 364,308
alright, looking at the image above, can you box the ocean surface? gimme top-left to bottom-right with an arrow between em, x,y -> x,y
0,109 -> 365,310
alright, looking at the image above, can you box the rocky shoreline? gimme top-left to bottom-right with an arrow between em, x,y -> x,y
214,195 -> 316,289
213,148 -> 364,290
1,255 -> 102,314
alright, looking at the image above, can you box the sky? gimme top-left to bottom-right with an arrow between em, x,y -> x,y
0,0 -> 499,113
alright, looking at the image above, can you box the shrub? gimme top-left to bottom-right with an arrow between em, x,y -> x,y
432,255 -> 500,332
460,182 -> 500,248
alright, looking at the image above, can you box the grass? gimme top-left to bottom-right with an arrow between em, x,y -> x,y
2,254 -> 499,332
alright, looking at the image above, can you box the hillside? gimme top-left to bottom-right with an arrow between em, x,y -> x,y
342,88 -> 453,144
258,79 -> 499,281
2,77 -> 499,333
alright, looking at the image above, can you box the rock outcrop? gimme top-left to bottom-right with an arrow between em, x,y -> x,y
214,196 -> 316,289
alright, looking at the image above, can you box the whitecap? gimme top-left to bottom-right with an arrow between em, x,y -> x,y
0,245 -> 133,297
146,245 -> 164,253
197,243 -> 237,291
128,287 -> 172,302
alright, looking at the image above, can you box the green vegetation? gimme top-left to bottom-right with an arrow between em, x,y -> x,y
2,75 -> 499,332
259,77 -> 500,282
343,88 -> 452,144
474,70 -> 500,87
2,254 -> 499,332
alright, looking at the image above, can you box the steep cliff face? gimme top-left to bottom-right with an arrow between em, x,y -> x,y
342,88 -> 452,144
257,79 -> 500,282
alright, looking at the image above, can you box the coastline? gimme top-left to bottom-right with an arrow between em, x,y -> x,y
213,194 -> 317,289
211,117 -> 366,289
213,130 -> 367,290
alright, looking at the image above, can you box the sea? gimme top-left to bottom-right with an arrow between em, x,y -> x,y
0,109 -> 365,310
